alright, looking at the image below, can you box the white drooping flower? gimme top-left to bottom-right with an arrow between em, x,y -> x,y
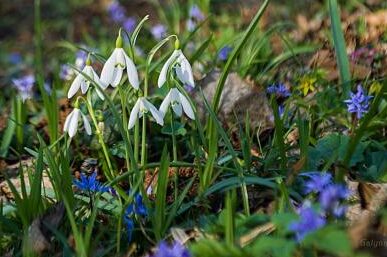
158,49 -> 195,89
100,34 -> 139,89
68,59 -> 106,100
128,97 -> 164,129
63,108 -> 92,138
159,88 -> 195,120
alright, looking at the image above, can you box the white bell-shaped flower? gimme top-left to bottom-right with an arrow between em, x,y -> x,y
128,97 -> 164,129
159,88 -> 195,120
100,34 -> 139,89
63,108 -> 92,138
68,59 -> 106,100
158,49 -> 195,89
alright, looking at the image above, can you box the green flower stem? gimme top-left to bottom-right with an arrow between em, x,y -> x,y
134,119 -> 140,163
118,86 -> 132,182
84,94 -> 114,180
141,61 -> 150,167
171,111 -> 178,162
141,115 -> 147,167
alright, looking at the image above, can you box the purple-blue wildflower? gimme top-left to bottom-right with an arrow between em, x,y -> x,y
12,74 -> 35,102
107,1 -> 126,23
123,192 -> 147,242
126,193 -> 148,217
267,83 -> 291,98
151,241 -> 191,257
189,5 -> 205,21
123,215 -> 134,242
123,17 -> 136,33
344,85 -> 373,119
319,184 -> 351,218
288,202 -> 326,242
186,5 -> 205,32
60,64 -> 74,80
151,24 -> 167,40
73,172 -> 110,193
302,172 -> 333,194
75,50 -> 87,68
186,19 -> 196,32
9,52 -> 22,65
218,46 -> 232,61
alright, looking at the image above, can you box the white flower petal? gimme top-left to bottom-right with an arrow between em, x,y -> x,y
124,52 -> 140,89
111,67 -> 123,87
142,99 -> 164,126
68,108 -> 80,138
82,113 -> 92,135
179,92 -> 195,120
80,80 -> 89,94
100,49 -> 117,86
116,48 -> 126,67
170,88 -> 182,116
159,90 -> 172,116
63,110 -> 74,132
172,102 -> 183,117
68,74 -> 82,98
157,50 -> 179,88
176,52 -> 195,88
128,99 -> 141,129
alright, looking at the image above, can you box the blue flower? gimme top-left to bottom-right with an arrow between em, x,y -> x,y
123,216 -> 134,242
303,172 -> 333,194
12,74 -> 35,102
152,241 -> 191,257
9,52 -> 22,65
123,193 -> 147,243
344,85 -> 373,119
123,17 -> 136,33
189,5 -> 204,21
218,46 -> 232,61
107,1 -> 126,23
266,83 -> 291,98
151,24 -> 167,40
319,184 -> 351,218
125,193 -> 148,217
186,5 -> 205,32
73,172 -> 110,193
75,50 -> 87,68
60,64 -> 74,80
289,202 -> 326,242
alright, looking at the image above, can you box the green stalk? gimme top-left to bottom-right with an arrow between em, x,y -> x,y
329,0 -> 351,97
141,115 -> 147,166
170,112 -> 178,162
84,95 -> 114,180
15,98 -> 25,150
140,59 -> 150,167
34,0 -> 58,143
203,0 -> 269,197
134,119 -> 140,163
118,86 -> 132,180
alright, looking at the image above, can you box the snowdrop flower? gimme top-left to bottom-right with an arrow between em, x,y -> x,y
63,107 -> 92,138
100,32 -> 139,89
158,40 -> 195,89
160,88 -> 195,120
68,57 -> 105,100
128,97 -> 164,129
